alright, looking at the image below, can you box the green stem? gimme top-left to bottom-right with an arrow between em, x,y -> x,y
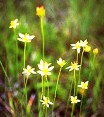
64,76 -> 73,117
79,93 -> 84,116
41,76 -> 44,99
14,29 -> 18,79
46,76 -> 49,97
76,48 -> 84,95
40,17 -> 45,60
24,42 -> 26,68
45,106 -> 47,117
74,70 -> 76,96
71,104 -> 75,117
52,67 -> 62,117
24,76 -> 28,105
16,38 -> 18,79
76,51 -> 78,62
0,60 -> 10,87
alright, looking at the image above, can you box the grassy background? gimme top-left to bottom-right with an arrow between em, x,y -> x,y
0,0 -> 104,116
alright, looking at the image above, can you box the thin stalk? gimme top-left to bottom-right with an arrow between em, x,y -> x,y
41,76 -> 44,99
71,104 -> 75,117
46,76 -> 49,97
15,38 -> 18,78
14,29 -> 18,79
40,17 -> 45,60
0,60 -> 9,83
39,93 -> 43,117
64,77 -> 73,117
76,48 -> 84,95
24,76 -> 28,117
74,70 -> 76,96
24,42 -> 26,68
24,76 -> 28,105
52,67 -> 62,117
79,93 -> 84,116
45,106 -> 47,117
79,48 -> 84,80
76,51 -> 78,62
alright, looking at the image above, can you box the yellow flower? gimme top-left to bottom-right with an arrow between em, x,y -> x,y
93,48 -> 98,55
78,81 -> 88,89
37,60 -> 54,76
22,65 -> 36,76
71,41 -> 81,53
9,19 -> 19,29
40,96 -> 53,108
17,33 -> 35,43
80,40 -> 88,47
84,45 -> 91,52
57,58 -> 66,68
36,6 -> 45,18
79,88 -> 85,95
71,96 -> 80,104
66,62 -> 80,71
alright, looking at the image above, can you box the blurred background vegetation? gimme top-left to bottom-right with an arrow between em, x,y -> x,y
0,0 -> 104,117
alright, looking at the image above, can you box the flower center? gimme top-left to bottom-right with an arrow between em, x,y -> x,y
72,98 -> 76,103
44,99 -> 48,104
43,69 -> 48,74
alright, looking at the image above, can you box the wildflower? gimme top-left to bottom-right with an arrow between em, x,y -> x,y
40,96 -> 53,108
80,40 -> 88,47
17,33 -> 35,43
93,48 -> 98,55
84,45 -> 91,52
37,60 -> 54,76
78,81 -> 88,89
9,19 -> 19,29
57,58 -> 66,68
66,62 -> 80,71
22,65 -> 36,77
36,6 -> 45,18
71,96 -> 80,104
71,41 -> 81,53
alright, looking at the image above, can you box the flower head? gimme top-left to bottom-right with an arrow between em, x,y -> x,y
37,60 -> 54,76
71,96 -> 80,104
17,33 -> 35,43
9,19 -> 19,29
84,45 -> 91,52
57,58 -> 66,68
22,65 -> 36,77
80,40 -> 88,48
78,81 -> 88,89
93,48 -> 98,55
40,96 -> 53,108
71,41 -> 81,53
36,6 -> 45,18
66,62 -> 80,71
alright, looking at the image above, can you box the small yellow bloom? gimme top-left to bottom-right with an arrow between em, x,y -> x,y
40,96 -> 53,108
37,60 -> 54,76
71,41 -> 81,53
36,6 -> 45,18
17,33 -> 35,43
66,62 -> 80,71
84,45 -> 91,52
93,48 -> 98,55
80,40 -> 88,47
71,96 -> 80,104
57,58 -> 66,68
78,81 -> 88,89
22,65 -> 36,76
9,19 -> 19,29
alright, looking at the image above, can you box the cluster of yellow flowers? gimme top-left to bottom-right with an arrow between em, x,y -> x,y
71,40 -> 88,53
9,5 -> 99,111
